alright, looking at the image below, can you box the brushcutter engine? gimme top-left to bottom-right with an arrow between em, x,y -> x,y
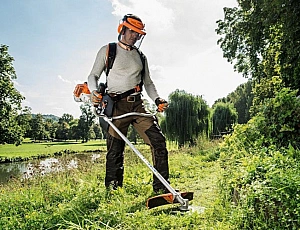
73,82 -> 91,103
73,82 -> 112,117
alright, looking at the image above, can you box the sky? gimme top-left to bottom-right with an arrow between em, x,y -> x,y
1,0 -> 246,118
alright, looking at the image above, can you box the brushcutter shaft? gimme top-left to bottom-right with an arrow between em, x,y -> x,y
103,116 -> 189,208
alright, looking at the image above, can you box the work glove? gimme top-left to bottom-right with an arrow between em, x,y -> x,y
155,98 -> 168,112
91,90 -> 103,107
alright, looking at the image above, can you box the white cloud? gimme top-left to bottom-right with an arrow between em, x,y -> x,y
57,75 -> 71,83
53,107 -> 64,112
108,0 -> 243,106
110,0 -> 176,37
12,80 -> 20,87
24,91 -> 41,99
149,65 -> 164,80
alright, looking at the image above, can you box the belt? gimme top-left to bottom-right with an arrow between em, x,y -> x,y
108,93 -> 141,102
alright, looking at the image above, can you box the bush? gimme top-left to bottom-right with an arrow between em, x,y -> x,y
219,147 -> 300,229
223,88 -> 300,150
254,88 -> 300,149
217,88 -> 300,229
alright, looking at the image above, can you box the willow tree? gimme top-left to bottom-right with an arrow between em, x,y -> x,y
162,90 -> 210,147
212,102 -> 237,136
214,80 -> 253,124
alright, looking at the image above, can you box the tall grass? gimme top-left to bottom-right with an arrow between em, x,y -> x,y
0,140 -> 232,229
218,130 -> 300,229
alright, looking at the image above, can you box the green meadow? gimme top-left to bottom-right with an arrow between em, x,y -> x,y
0,140 -> 107,162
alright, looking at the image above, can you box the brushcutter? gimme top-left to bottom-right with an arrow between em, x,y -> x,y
73,83 -> 194,210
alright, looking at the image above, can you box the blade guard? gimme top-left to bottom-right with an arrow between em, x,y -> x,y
73,82 -> 91,103
146,191 -> 194,209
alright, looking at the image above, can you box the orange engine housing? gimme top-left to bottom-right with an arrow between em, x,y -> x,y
73,82 -> 91,102
73,82 -> 90,97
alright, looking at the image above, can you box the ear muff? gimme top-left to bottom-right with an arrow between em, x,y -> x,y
117,24 -> 125,34
117,15 -> 146,35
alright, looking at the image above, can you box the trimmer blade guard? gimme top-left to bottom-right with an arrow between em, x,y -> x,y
146,191 -> 194,209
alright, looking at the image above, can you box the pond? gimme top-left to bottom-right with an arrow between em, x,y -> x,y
0,153 -> 102,184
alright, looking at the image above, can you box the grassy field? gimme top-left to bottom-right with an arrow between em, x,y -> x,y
0,139 -> 232,229
0,139 -> 107,162
0,139 -> 180,162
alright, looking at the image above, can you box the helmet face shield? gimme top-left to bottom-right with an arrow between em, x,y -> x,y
133,34 -> 145,48
127,28 -> 143,40
118,14 -> 146,36
118,14 -> 146,48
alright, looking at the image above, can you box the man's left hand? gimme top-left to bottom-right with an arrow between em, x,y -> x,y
155,98 -> 169,112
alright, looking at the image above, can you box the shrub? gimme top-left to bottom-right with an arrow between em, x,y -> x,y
217,88 -> 300,229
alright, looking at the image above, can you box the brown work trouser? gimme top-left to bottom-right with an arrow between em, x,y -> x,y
105,98 -> 169,192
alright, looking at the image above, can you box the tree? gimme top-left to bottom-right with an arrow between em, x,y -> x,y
163,90 -> 210,147
30,114 -> 46,141
250,76 -> 284,116
59,113 -> 74,124
216,1 -> 300,94
17,106 -> 32,138
0,45 -> 25,145
127,125 -> 139,144
44,118 -> 57,140
55,113 -> 73,141
214,80 -> 253,124
92,123 -> 103,140
216,0 -> 300,146
78,103 -> 96,142
253,88 -> 300,148
212,102 -> 238,136
230,81 -> 253,124
55,121 -> 70,141
69,119 -> 80,141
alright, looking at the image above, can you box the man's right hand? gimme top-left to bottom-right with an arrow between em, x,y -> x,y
91,90 -> 103,106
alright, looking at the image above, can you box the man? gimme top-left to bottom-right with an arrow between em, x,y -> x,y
87,14 -> 169,193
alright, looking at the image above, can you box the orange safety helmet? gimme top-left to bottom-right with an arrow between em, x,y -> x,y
118,14 -> 146,35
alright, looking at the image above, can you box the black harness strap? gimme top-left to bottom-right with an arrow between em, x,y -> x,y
134,47 -> 145,88
104,43 -> 145,101
105,42 -> 117,77
110,88 -> 139,101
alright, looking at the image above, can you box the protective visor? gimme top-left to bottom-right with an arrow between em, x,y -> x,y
118,18 -> 146,35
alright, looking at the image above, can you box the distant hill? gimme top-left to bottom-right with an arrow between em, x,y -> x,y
32,114 -> 60,122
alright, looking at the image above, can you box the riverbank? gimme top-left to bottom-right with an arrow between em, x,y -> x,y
0,140 -> 107,163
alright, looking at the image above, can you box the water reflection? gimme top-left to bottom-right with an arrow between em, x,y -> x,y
0,153 -> 101,184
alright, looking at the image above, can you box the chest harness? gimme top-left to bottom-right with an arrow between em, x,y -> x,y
103,42 -> 146,102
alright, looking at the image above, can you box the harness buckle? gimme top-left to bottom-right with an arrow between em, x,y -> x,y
127,95 -> 136,102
